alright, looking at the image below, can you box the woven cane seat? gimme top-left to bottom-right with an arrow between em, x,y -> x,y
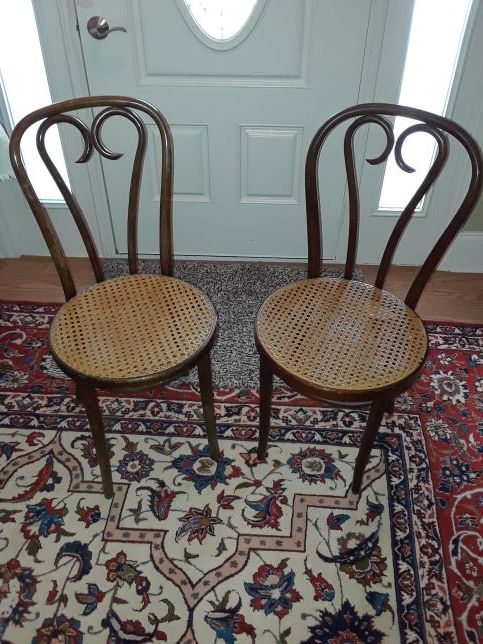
50,274 -> 216,383
256,277 -> 427,398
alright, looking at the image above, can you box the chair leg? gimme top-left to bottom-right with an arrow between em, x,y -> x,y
351,398 -> 387,495
257,354 -> 273,460
77,383 -> 114,499
197,351 -> 221,460
75,383 -> 82,404
386,396 -> 395,414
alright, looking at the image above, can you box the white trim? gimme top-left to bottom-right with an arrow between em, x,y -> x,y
336,0 -> 483,271
439,231 -> 483,272
196,232 -> 481,272
0,73 -> 21,256
175,253 -> 309,263
0,183 -> 21,258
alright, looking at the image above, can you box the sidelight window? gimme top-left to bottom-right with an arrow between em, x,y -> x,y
0,0 -> 70,201
378,0 -> 473,212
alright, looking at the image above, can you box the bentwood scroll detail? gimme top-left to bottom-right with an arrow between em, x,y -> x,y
304,103 -> 481,309
36,107 -> 150,276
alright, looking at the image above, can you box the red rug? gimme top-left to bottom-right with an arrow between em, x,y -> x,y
0,301 -> 481,643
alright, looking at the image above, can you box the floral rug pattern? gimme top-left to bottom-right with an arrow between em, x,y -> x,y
0,302 -> 481,643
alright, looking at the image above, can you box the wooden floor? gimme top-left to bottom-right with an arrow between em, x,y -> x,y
0,256 -> 481,323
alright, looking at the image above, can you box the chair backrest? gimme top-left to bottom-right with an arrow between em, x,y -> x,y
305,103 -> 483,308
9,96 -> 173,301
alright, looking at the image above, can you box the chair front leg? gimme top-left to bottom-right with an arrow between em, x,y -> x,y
386,396 -> 396,414
257,353 -> 273,460
75,383 -> 82,404
197,350 -> 221,461
351,397 -> 387,495
77,382 -> 114,499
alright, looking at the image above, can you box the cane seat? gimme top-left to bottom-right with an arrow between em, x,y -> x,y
50,274 -> 217,383
256,277 -> 427,401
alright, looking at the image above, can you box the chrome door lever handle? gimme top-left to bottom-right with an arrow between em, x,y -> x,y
87,16 -> 127,40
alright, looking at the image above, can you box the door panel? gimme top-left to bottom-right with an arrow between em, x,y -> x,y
74,0 -> 373,260
136,0 -> 307,82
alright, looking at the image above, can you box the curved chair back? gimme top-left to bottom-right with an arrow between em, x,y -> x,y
305,103 -> 483,308
9,96 -> 174,300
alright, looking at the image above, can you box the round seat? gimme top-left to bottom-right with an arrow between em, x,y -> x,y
50,274 -> 217,384
255,277 -> 427,400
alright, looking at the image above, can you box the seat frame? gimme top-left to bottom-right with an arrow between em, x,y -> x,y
256,103 -> 483,495
10,96 -> 221,498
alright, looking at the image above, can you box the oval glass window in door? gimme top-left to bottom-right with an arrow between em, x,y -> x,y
177,0 -> 268,50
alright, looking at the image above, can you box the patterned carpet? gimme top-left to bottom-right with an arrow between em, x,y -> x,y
0,301 -> 481,643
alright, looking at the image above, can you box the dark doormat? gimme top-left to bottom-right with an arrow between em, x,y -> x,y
102,259 -> 363,388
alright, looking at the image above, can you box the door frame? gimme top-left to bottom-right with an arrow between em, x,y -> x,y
2,0 -> 483,269
35,0 -> 116,259
350,0 -> 483,272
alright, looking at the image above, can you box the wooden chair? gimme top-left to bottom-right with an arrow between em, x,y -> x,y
10,96 -> 220,499
255,103 -> 482,494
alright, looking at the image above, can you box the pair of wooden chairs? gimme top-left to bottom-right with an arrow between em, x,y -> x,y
10,97 -> 482,499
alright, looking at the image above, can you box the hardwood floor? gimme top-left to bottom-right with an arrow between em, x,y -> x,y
0,256 -> 481,323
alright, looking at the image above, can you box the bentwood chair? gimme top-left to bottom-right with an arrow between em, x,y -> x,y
10,96 -> 221,498
255,103 -> 482,495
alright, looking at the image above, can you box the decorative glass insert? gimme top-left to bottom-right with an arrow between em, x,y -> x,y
0,0 -> 69,201
183,0 -> 258,40
378,0 -> 473,211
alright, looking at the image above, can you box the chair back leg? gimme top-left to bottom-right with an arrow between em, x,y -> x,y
77,382 -> 114,499
197,351 -> 221,460
386,397 -> 396,414
351,397 -> 387,494
257,353 -> 274,459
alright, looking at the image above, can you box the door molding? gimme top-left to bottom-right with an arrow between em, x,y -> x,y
131,0 -> 312,88
0,185 -> 21,258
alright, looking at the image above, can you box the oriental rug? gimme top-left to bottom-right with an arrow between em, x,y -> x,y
0,302 -> 481,643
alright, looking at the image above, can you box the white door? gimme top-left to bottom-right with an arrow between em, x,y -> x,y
73,0 -> 375,261
3,2 -> 481,268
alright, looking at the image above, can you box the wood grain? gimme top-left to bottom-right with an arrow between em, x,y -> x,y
0,256 -> 481,323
